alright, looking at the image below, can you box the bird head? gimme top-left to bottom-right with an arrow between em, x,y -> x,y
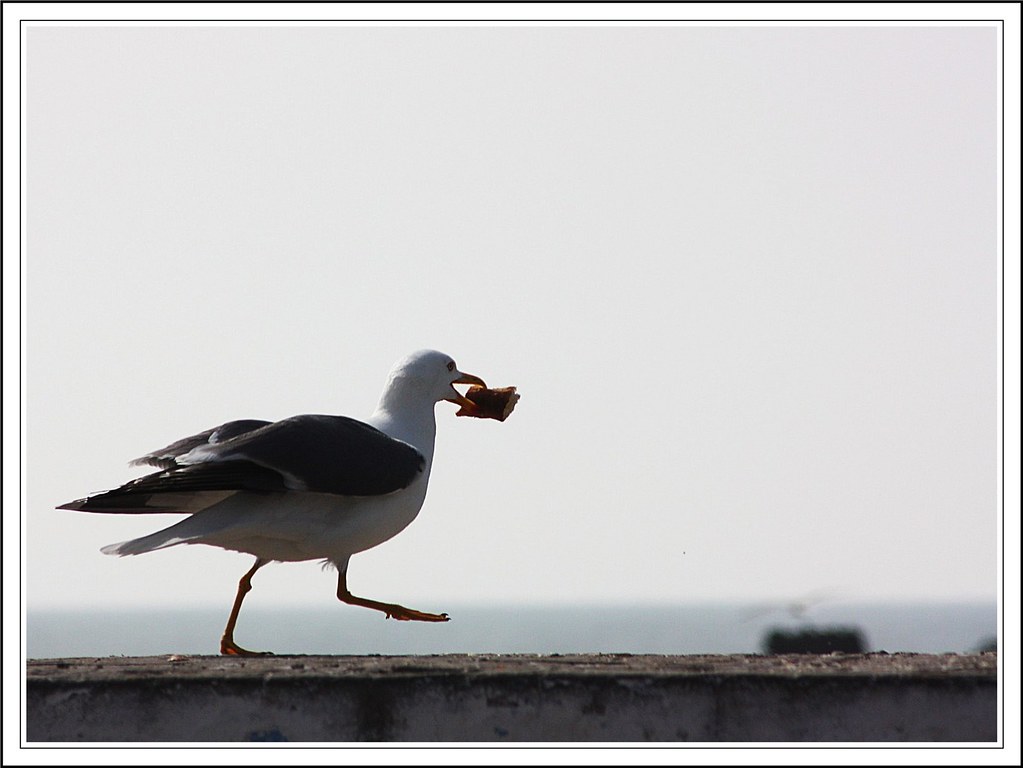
384,349 -> 486,409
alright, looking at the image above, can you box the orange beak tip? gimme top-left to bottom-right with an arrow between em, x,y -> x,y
448,394 -> 477,410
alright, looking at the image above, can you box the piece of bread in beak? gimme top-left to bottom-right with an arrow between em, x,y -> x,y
456,385 -> 520,421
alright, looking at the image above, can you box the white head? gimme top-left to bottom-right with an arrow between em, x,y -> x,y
379,349 -> 486,411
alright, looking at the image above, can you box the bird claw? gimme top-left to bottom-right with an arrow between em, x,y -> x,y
384,607 -> 450,622
220,640 -> 274,657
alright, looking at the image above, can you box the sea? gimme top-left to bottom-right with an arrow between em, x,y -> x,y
26,601 -> 997,659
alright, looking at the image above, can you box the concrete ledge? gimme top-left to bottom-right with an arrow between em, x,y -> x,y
26,653 -> 997,742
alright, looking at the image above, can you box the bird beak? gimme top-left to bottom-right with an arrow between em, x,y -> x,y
447,372 -> 486,408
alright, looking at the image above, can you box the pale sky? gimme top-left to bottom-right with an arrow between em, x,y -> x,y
19,21 -> 1004,614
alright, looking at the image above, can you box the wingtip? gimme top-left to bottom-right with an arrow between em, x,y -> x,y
128,456 -> 174,469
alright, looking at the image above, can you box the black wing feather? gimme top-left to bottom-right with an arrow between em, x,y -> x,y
57,461 -> 288,513
210,415 -> 425,496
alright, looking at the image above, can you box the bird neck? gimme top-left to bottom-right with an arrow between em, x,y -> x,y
368,390 -> 438,459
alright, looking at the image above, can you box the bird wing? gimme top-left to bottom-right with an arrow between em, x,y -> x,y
130,419 -> 273,468
58,414 -> 426,514
181,414 -> 425,495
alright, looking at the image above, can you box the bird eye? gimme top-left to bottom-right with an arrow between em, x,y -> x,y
447,361 -> 455,372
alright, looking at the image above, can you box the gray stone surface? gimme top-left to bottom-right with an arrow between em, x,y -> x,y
26,653 -> 997,742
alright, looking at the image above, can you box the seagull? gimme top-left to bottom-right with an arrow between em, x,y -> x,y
58,349 -> 493,656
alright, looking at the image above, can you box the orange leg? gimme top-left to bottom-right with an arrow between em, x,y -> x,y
220,557 -> 273,656
337,569 -> 449,622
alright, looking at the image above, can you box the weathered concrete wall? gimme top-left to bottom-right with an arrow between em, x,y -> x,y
26,653 -> 997,742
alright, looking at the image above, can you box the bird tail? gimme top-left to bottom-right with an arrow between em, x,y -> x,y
100,524 -> 196,557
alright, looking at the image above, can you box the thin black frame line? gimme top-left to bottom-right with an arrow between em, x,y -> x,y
17,16 -> 1008,750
